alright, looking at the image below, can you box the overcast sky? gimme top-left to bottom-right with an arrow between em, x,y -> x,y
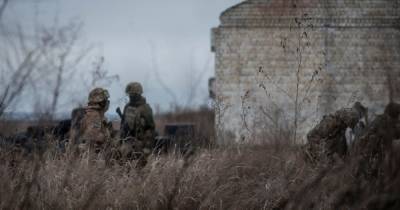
4,0 -> 242,114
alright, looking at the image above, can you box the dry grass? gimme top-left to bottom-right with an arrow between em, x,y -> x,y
0,120 -> 31,136
0,140 -> 399,210
0,142 -> 303,210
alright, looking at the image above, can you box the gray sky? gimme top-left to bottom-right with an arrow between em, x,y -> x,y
4,0 -> 242,114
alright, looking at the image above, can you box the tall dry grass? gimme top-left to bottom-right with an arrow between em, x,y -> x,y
0,140 -> 399,210
0,142 -> 303,210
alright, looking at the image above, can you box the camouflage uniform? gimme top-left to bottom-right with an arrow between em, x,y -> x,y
119,82 -> 155,165
70,88 -> 111,155
305,102 -> 367,163
396,120 -> 400,140
353,102 -> 400,179
69,107 -> 86,147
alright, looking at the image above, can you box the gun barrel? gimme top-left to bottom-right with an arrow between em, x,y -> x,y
116,107 -> 124,120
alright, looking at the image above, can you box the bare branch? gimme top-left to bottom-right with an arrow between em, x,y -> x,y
0,48 -> 41,116
184,55 -> 210,108
0,0 -> 8,21
149,42 -> 178,105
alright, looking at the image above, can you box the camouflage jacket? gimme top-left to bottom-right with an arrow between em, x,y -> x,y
354,114 -> 400,156
352,114 -> 400,179
79,105 -> 111,148
306,108 -> 361,161
120,96 -> 155,141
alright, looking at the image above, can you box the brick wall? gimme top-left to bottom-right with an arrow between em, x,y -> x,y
212,0 -> 400,144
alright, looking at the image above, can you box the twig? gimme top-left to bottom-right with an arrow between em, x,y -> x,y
0,0 -> 8,21
149,41 -> 178,106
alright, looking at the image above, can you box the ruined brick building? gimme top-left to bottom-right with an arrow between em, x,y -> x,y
211,0 -> 400,143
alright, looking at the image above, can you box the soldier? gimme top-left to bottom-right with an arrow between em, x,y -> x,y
305,102 -> 368,163
71,88 -> 112,156
68,107 -> 86,153
353,102 -> 400,179
118,82 -> 155,165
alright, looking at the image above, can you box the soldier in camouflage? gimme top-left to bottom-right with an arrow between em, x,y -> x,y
305,102 -> 368,163
118,82 -> 155,165
69,107 -> 86,149
353,102 -> 400,179
70,88 -> 112,156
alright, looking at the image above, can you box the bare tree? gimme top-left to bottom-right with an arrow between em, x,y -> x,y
183,54 -> 211,108
38,21 -> 92,118
0,1 -> 112,120
88,56 -> 119,89
253,13 -> 329,142
0,20 -> 45,117
0,0 -> 8,20
149,42 -> 178,107
149,42 -> 211,111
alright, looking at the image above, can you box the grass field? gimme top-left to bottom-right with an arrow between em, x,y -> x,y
1,140 -> 399,210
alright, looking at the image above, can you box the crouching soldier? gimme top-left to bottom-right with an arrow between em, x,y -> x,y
305,102 -> 367,163
353,102 -> 400,179
117,82 -> 155,166
69,88 -> 112,158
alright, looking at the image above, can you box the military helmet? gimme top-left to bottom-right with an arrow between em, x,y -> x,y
125,82 -> 143,95
384,102 -> 400,119
352,102 -> 367,118
88,88 -> 110,103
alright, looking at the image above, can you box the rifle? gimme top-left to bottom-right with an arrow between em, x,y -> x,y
116,107 -> 124,121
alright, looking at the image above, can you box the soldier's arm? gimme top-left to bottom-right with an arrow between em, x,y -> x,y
395,122 -> 400,140
119,105 -> 129,138
121,105 -> 128,126
105,120 -> 116,138
142,105 -> 155,150
144,104 -> 155,130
